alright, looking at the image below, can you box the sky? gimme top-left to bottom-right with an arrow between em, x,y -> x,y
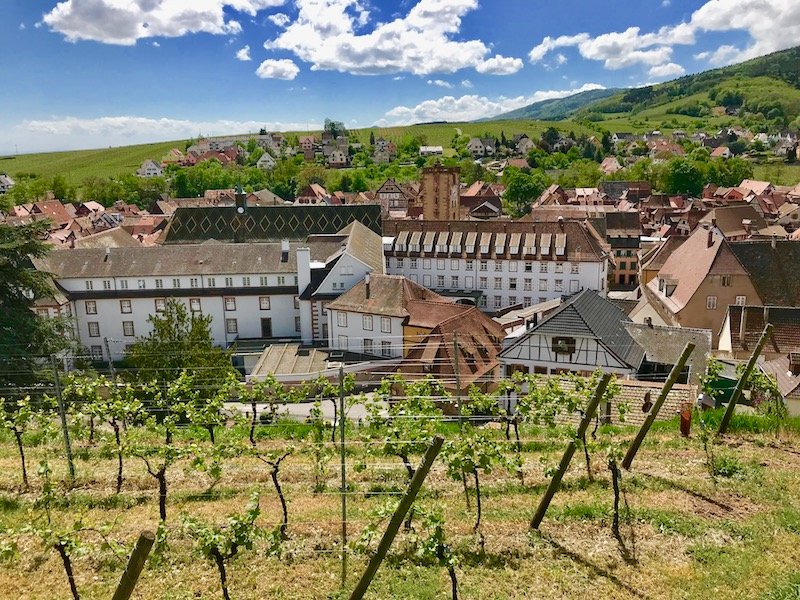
1,0 -> 799,154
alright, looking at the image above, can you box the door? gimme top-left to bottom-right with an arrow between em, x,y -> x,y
261,318 -> 272,338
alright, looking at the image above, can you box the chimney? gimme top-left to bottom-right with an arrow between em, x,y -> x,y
365,273 -> 371,298
234,183 -> 246,213
104,247 -> 111,262
645,316 -> 653,328
742,219 -> 751,235
557,215 -> 565,230
771,236 -> 777,250
739,305 -> 748,349
707,227 -> 714,249
281,239 -> 289,263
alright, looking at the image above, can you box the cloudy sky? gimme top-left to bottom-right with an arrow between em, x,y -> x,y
2,0 -> 799,153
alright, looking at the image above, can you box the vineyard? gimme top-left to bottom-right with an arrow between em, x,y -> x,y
1,366 -> 800,600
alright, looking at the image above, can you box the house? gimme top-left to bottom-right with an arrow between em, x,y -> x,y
383,218 -> 610,313
375,178 -> 415,212
500,289 -> 645,377
30,200 -> 73,228
460,180 -> 502,217
516,137 -> 535,155
373,149 -> 392,164
295,183 -> 331,205
599,156 -> 622,175
718,305 -> 800,360
777,202 -> 800,232
299,136 -> 315,152
0,173 -> 15,194
739,179 -> 774,197
136,160 -> 163,178
326,149 -> 348,168
33,219 -> 384,361
710,146 -> 732,159
611,132 -> 635,148
758,354 -> 800,416
419,146 -> 443,156
467,138 -> 489,158
699,205 -> 774,240
256,152 -> 276,171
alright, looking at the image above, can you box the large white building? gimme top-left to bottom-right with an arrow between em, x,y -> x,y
34,221 -> 384,362
383,219 -> 609,313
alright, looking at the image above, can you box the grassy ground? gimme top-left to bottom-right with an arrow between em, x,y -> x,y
1,411 -> 799,600
753,163 -> 800,186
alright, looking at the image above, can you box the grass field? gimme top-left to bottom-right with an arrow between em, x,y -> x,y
1,409 -> 799,600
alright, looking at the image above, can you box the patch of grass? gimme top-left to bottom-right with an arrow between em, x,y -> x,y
636,507 -> 707,537
762,573 -> 800,600
711,453 -> 746,478
550,501 -> 609,522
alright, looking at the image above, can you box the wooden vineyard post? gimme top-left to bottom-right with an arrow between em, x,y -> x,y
112,530 -> 155,600
51,355 -> 76,485
530,373 -> 611,530
622,342 -> 695,470
718,324 -> 773,435
349,435 -> 444,600
338,365 -> 348,589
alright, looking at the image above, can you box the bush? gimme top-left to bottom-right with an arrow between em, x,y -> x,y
711,453 -> 745,478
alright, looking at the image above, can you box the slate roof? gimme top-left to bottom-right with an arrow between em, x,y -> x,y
504,289 -> 645,370
728,240 -> 800,305
624,322 -> 711,384
724,305 -> 800,354
326,274 -> 442,317
699,205 -> 768,238
160,204 -> 382,244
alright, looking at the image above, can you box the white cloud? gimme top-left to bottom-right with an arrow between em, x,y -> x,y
5,115 -> 308,153
555,53 -> 567,66
255,58 -> 299,79
528,1 -> 800,74
42,0 -> 286,45
268,12 -> 290,27
648,62 -> 686,78
427,79 -> 452,88
461,79 -> 473,88
264,0 -> 518,76
236,45 -> 252,61
475,54 -> 523,75
19,22 -> 26,30
152,41 -> 160,47
385,83 -> 606,124
392,75 -> 404,81
662,0 -> 670,6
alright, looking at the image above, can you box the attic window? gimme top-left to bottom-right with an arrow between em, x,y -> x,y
552,336 -> 576,356
555,233 -> 567,256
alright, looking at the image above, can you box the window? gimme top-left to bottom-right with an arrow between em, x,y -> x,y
451,259 -> 459,270
36,308 -> 49,317
509,262 -> 518,272
295,316 -> 301,332
630,262 -> 637,271
224,297 -> 236,311
436,259 -> 445,270
120,299 -> 132,314
190,278 -> 199,288
479,260 -> 488,271
571,263 -> 579,274
396,258 -> 404,268
85,280 -> 94,291
466,260 -> 474,271
190,298 -> 201,312
423,258 -> 431,270
103,279 -> 112,290
706,295 -> 717,310
155,298 -> 166,312
173,278 -> 181,288
90,345 -> 103,361
552,336 -> 576,355
494,277 -> 502,290
524,297 -> 532,307
451,276 -> 459,288
242,276 -> 251,287
260,276 -> 269,286
226,319 -> 238,334
410,258 -> 418,269
437,275 -> 445,287
337,312 -> 348,327
539,279 -> 548,292
206,277 -> 215,287
137,279 -> 146,289
423,274 -> 431,286
570,280 -> 579,293
88,322 -> 100,337
523,278 -> 532,291
363,315 -> 373,330
619,261 -> 627,270
735,295 -> 747,306
479,277 -> 488,290
294,296 -> 300,309
479,296 -> 487,308
341,265 -> 354,276
381,317 -> 391,333
494,261 -> 503,272
259,296 -> 271,310
509,278 -> 517,290
509,296 -> 517,306
525,262 -> 533,272
225,277 -> 233,287
363,339 -> 374,355
122,321 -> 135,337
119,280 -> 128,290
155,279 -> 163,289
721,275 -> 732,287
555,279 -> 563,292
540,263 -> 548,273
277,276 -> 286,285
494,296 -> 502,308
381,340 -> 391,357
555,263 -> 564,273
85,301 -> 97,315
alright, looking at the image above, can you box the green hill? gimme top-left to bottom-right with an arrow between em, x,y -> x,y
487,87 -> 622,121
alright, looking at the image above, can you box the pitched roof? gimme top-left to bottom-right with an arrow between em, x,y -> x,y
503,289 -> 645,370
624,322 -> 711,384
759,355 -> 800,400
640,236 -> 688,272
728,240 -> 800,305
739,179 -> 773,196
724,305 -> 800,354
327,274 -> 447,317
699,205 -> 767,238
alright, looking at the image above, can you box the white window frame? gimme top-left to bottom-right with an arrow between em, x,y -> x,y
337,312 -> 348,327
362,315 -> 373,331
85,300 -> 97,315
122,321 -> 135,337
381,317 -> 391,333
259,296 -> 271,310
226,318 -> 238,334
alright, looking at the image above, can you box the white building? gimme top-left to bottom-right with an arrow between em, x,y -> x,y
34,221 -> 384,362
0,173 -> 14,194
383,220 -> 609,314
136,160 -> 163,178
256,152 -> 276,171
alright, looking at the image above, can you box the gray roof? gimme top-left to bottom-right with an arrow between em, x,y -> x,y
625,322 -> 712,385
507,289 -> 645,369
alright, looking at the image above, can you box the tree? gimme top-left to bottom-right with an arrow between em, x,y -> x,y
502,168 -> 551,217
369,131 -> 376,146
660,158 -> 705,196
0,221 -> 76,390
125,298 -> 234,397
182,493 -> 261,600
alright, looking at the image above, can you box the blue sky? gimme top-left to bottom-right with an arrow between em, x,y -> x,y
1,0 -> 797,153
